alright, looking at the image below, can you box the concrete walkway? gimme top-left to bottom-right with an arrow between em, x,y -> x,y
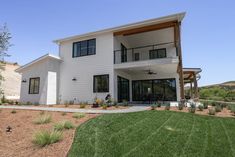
0,105 -> 149,114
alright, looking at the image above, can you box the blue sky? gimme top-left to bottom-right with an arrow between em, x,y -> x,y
0,0 -> 235,86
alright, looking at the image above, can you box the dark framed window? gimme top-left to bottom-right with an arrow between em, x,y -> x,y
121,43 -> 127,63
73,39 -> 96,57
149,48 -> 166,59
29,77 -> 40,94
93,74 -> 109,93
134,53 -> 139,61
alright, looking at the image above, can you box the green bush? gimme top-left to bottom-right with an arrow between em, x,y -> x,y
34,114 -> 52,124
72,113 -> 85,119
11,110 -> 17,114
54,121 -> 74,131
79,102 -> 86,108
178,102 -> 184,110
102,104 -> 108,110
61,112 -> 67,116
151,104 -> 157,110
32,130 -> 62,147
203,102 -> 208,109
231,106 -> 235,116
165,103 -> 170,110
156,103 -> 161,108
198,105 -> 204,111
208,108 -> 216,115
215,105 -> 222,112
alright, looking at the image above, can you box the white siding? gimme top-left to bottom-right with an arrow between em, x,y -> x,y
59,33 -> 114,104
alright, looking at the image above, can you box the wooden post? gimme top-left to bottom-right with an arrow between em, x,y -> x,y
193,73 -> 198,99
190,82 -> 193,98
175,22 -> 185,100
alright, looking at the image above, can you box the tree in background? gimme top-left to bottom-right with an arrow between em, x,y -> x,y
0,24 -> 12,98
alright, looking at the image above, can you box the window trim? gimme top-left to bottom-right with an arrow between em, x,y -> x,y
28,77 -> 40,94
72,38 -> 96,58
93,74 -> 109,93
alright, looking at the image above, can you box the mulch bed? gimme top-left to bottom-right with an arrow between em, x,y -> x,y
149,106 -> 235,118
0,109 -> 99,157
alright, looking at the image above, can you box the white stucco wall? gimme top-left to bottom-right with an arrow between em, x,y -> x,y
58,32 -> 114,104
19,58 -> 60,105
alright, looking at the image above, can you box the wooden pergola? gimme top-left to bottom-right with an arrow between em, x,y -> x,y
183,68 -> 202,100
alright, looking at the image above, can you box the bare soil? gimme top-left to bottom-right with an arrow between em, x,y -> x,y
150,106 -> 235,118
0,109 -> 99,157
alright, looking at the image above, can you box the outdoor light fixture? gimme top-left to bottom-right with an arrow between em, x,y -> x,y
72,77 -> 77,81
22,79 -> 27,83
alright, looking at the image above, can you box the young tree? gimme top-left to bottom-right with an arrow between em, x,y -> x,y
0,24 -> 12,97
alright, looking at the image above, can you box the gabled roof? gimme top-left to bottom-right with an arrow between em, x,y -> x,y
53,12 -> 186,44
15,54 -> 62,73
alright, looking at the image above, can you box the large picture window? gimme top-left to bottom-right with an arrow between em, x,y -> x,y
132,78 -> 176,101
73,39 -> 96,57
93,75 -> 109,93
29,77 -> 40,94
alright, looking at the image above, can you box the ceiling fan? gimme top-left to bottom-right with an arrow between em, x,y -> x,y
144,69 -> 157,75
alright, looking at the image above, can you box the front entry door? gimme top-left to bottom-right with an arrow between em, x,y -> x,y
118,76 -> 130,102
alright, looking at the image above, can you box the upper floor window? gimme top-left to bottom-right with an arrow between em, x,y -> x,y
29,77 -> 40,94
73,39 -> 96,58
149,48 -> 166,59
93,74 -> 109,93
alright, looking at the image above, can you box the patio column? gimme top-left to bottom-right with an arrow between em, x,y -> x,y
193,73 -> 198,99
190,82 -> 193,98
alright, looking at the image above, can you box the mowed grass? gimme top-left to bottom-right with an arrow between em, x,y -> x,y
68,111 -> 235,157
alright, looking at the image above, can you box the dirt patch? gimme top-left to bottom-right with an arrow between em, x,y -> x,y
0,109 -> 99,157
149,106 -> 235,118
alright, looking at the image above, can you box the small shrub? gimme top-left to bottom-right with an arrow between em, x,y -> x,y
156,102 -> 161,108
102,104 -> 108,110
39,111 -> 45,115
32,130 -> 62,147
198,105 -> 204,111
203,102 -> 208,109
231,106 -> 235,116
61,112 -> 67,116
34,102 -> 40,106
165,103 -> 170,110
54,121 -> 74,131
122,100 -> 129,106
72,113 -> 85,119
178,103 -> 184,110
151,104 -> 156,110
34,114 -> 52,124
208,108 -> 216,115
215,105 -> 222,112
79,102 -> 86,108
69,100 -> 74,105
26,101 -> 32,106
11,110 -> 17,114
188,102 -> 196,113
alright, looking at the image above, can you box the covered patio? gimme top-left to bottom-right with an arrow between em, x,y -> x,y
183,68 -> 202,100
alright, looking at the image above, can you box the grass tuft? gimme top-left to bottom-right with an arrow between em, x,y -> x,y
32,130 -> 62,147
54,121 -> 74,131
72,113 -> 85,119
33,114 -> 52,124
11,110 -> 17,114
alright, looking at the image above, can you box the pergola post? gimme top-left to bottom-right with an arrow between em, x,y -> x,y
190,82 -> 193,98
193,73 -> 199,99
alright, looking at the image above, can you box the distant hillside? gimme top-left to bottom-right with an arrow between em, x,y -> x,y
1,62 -> 21,100
199,81 -> 235,102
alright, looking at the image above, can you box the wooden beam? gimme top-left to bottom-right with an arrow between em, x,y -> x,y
114,21 -> 177,36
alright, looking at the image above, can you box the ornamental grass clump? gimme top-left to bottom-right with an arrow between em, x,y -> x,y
198,105 -> 204,111
33,114 -> 52,124
54,121 -> 74,131
215,105 -> 222,112
165,103 -> 170,110
208,108 -> 216,115
151,104 -> 157,110
188,103 -> 196,113
72,113 -> 85,119
178,103 -> 184,110
11,110 -> 17,114
32,130 -> 62,147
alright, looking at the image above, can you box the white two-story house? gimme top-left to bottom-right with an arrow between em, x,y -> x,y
16,12 -> 201,105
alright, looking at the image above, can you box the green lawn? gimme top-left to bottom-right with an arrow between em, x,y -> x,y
68,111 -> 235,157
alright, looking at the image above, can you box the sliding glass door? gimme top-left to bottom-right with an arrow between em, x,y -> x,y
118,76 -> 130,102
132,78 -> 176,102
